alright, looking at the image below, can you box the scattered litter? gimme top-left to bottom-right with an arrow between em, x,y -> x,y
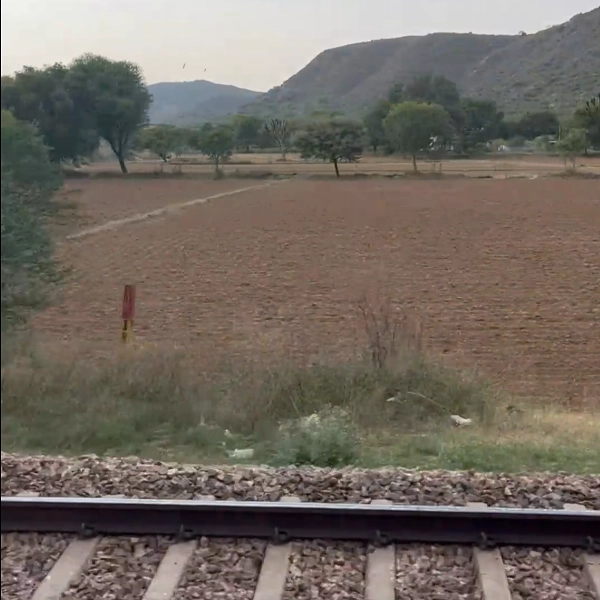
227,448 -> 254,459
450,414 -> 473,427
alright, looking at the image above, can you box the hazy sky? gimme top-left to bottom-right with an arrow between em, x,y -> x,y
1,0 -> 597,91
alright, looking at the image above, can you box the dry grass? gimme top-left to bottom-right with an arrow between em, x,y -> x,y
2,300 -> 598,472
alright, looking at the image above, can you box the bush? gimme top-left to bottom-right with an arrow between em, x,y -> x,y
556,128 -> 588,170
1,110 -> 62,331
269,406 -> 360,467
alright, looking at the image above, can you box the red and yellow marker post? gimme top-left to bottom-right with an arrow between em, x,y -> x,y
121,284 -> 136,343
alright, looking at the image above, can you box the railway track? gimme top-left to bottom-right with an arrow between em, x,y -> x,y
2,495 -> 599,600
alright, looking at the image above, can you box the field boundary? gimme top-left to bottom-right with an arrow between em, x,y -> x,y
66,181 -> 285,240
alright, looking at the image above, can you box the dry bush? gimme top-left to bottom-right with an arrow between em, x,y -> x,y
358,293 -> 422,368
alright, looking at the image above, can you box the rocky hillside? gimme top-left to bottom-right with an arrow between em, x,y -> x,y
246,8 -> 600,119
148,80 -> 261,125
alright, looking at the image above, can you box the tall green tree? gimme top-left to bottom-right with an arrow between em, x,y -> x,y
364,99 -> 391,152
403,74 -> 464,130
387,83 -> 404,104
232,115 -> 263,151
515,111 -> 560,139
1,65 -> 99,163
573,94 -> 600,148
460,99 -> 505,151
68,54 -> 151,173
192,124 -> 234,176
296,119 -> 364,177
1,111 -> 62,330
136,125 -> 182,162
384,102 -> 452,172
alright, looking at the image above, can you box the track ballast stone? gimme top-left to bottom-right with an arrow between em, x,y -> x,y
501,547 -> 595,600
395,544 -> 480,600
283,540 -> 366,599
61,535 -> 170,599
172,537 -> 266,600
0,533 -> 70,600
1,453 -> 599,509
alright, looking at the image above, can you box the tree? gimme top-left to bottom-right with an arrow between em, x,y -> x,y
403,74 -> 464,130
556,128 -> 588,170
136,125 -> 181,162
1,65 -> 99,163
364,100 -> 391,152
515,111 -> 559,139
573,94 -> 600,148
384,102 -> 452,172
1,110 -> 62,330
192,124 -> 234,176
387,83 -> 404,104
232,115 -> 263,151
264,118 -> 291,160
68,54 -> 151,173
460,99 -> 505,152
296,119 -> 364,177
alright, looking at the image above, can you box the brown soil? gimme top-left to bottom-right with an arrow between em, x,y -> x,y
56,179 -> 259,231
34,179 -> 600,403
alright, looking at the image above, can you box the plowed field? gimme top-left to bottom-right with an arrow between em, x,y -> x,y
36,178 -> 600,402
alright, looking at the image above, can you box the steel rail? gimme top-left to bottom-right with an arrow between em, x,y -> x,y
2,496 -> 599,549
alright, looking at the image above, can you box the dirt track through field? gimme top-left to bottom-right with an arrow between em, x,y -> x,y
35,178 -> 600,402
66,181 -> 281,239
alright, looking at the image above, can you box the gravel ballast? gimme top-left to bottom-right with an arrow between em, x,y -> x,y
61,535 -> 170,600
0,533 -> 71,600
172,537 -> 266,600
395,545 -> 479,600
501,547 -> 595,600
2,453 -> 598,509
283,540 -> 366,599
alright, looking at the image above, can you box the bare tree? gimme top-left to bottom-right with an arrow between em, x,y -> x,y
264,118 -> 291,160
357,294 -> 422,369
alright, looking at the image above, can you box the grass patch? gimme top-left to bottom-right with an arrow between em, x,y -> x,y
2,338 -> 598,473
2,296 -> 598,473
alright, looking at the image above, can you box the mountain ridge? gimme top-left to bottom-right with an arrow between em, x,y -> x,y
149,8 -> 600,123
148,79 -> 261,125
244,7 -> 599,118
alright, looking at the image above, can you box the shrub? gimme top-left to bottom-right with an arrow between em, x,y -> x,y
1,110 -> 62,331
269,406 -> 360,467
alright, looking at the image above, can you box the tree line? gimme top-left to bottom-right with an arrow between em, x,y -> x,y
137,76 -> 600,176
2,55 -> 598,178
1,55 -> 150,173
362,75 -> 599,168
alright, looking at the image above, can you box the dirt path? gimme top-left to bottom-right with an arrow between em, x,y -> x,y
66,181 -> 283,239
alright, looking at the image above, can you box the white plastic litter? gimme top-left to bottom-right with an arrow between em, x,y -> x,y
227,448 -> 255,459
450,414 -> 473,426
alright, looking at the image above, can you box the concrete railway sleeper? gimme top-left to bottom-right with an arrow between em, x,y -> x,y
1,495 -> 599,599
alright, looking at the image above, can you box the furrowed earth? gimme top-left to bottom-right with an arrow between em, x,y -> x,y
35,176 -> 600,403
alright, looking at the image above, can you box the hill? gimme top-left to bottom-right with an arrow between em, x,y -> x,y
148,80 -> 261,125
245,8 -> 600,119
